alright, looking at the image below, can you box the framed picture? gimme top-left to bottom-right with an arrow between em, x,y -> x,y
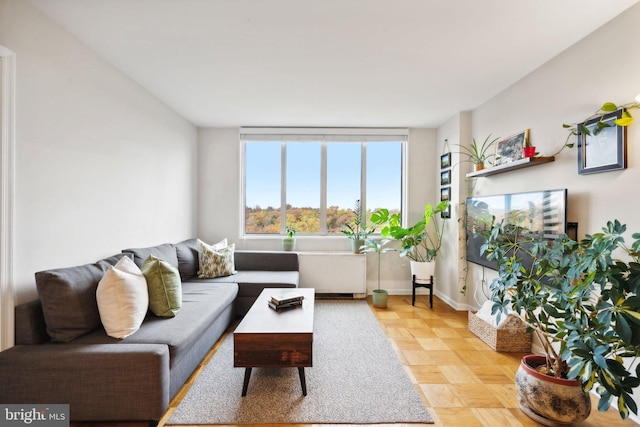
441,205 -> 451,219
440,152 -> 451,169
495,130 -> 529,165
577,110 -> 626,175
440,170 -> 451,186
440,187 -> 450,201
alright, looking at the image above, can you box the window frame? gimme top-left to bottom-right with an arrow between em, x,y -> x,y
240,128 -> 408,237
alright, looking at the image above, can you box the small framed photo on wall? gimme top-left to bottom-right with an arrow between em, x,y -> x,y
441,205 -> 451,219
440,152 -> 451,169
440,187 -> 450,201
440,170 -> 451,186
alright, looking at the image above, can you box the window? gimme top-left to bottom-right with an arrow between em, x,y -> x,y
242,128 -> 406,235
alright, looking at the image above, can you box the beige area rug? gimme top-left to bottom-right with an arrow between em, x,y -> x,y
167,300 -> 433,424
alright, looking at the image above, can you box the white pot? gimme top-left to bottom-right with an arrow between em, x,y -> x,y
410,260 -> 435,283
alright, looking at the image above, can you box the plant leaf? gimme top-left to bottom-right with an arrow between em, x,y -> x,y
601,102 -> 618,112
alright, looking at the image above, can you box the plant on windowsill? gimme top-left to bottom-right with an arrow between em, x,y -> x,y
456,135 -> 500,172
551,95 -> 640,158
370,201 -> 449,282
341,199 -> 375,254
282,226 -> 296,251
361,238 -> 395,308
481,219 -> 640,424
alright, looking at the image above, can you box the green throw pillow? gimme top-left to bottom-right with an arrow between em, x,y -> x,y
141,255 -> 182,318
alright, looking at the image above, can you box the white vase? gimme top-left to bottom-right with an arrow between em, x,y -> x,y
410,260 -> 435,283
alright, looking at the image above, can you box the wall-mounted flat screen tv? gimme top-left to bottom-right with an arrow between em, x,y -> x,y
465,188 -> 567,270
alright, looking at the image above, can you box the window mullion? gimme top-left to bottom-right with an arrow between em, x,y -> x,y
320,142 -> 327,235
361,142 -> 367,227
281,141 -> 287,235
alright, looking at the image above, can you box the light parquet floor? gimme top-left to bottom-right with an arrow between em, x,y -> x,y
73,295 -> 638,427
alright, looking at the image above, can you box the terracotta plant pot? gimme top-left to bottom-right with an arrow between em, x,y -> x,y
515,355 -> 590,426
523,146 -> 536,158
473,162 -> 485,171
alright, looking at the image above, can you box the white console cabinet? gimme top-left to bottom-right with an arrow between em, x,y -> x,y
297,252 -> 366,298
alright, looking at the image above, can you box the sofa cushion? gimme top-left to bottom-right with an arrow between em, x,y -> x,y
175,238 -> 199,280
35,253 -> 128,343
190,270 -> 299,296
198,241 -> 236,278
142,255 -> 182,318
97,256 -> 149,339
73,282 -> 238,370
175,238 -> 227,280
122,243 -> 179,270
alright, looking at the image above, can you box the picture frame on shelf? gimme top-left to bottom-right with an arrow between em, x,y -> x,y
440,152 -> 451,169
440,187 -> 450,201
440,170 -> 451,186
577,110 -> 626,175
494,129 -> 529,165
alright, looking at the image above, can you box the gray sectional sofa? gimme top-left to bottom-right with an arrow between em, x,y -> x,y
0,238 -> 299,423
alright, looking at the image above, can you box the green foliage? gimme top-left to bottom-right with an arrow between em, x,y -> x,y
554,99 -> 640,157
456,135 -> 500,165
482,219 -> 640,419
341,199 -> 375,240
370,201 -> 449,262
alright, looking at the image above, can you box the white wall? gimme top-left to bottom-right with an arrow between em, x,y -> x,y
444,3 -> 640,310
197,127 -> 440,295
0,0 -> 198,304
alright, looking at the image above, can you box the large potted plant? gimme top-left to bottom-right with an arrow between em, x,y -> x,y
342,199 -> 375,254
361,238 -> 395,308
371,201 -> 449,281
482,220 -> 640,424
456,135 -> 499,171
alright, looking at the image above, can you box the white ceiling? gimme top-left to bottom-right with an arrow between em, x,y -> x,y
29,0 -> 640,128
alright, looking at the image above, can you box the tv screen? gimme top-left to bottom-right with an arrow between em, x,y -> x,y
465,188 -> 567,270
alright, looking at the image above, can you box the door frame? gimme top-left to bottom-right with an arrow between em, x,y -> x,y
0,45 -> 16,350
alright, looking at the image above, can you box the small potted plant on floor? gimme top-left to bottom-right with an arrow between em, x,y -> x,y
342,199 -> 375,254
370,201 -> 449,282
282,226 -> 296,251
456,135 -> 499,171
361,238 -> 395,308
482,219 -> 640,424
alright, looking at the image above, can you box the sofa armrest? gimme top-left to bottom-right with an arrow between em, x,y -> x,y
234,251 -> 299,272
0,343 -> 170,422
15,299 -> 49,345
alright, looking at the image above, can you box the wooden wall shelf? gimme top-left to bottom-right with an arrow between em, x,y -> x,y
466,156 -> 555,178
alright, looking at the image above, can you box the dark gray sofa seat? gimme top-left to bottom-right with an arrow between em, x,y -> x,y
170,240 -> 300,316
72,282 -> 238,399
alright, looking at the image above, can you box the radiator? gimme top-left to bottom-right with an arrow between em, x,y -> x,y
297,252 -> 366,298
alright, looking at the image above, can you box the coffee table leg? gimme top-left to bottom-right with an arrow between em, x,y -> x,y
242,367 -> 252,396
298,367 -> 307,396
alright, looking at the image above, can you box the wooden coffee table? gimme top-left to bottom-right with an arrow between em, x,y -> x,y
233,287 -> 315,396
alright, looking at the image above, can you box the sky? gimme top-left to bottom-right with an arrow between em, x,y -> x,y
245,141 -> 402,212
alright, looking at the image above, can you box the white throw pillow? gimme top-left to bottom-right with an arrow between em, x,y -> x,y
96,256 -> 149,339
